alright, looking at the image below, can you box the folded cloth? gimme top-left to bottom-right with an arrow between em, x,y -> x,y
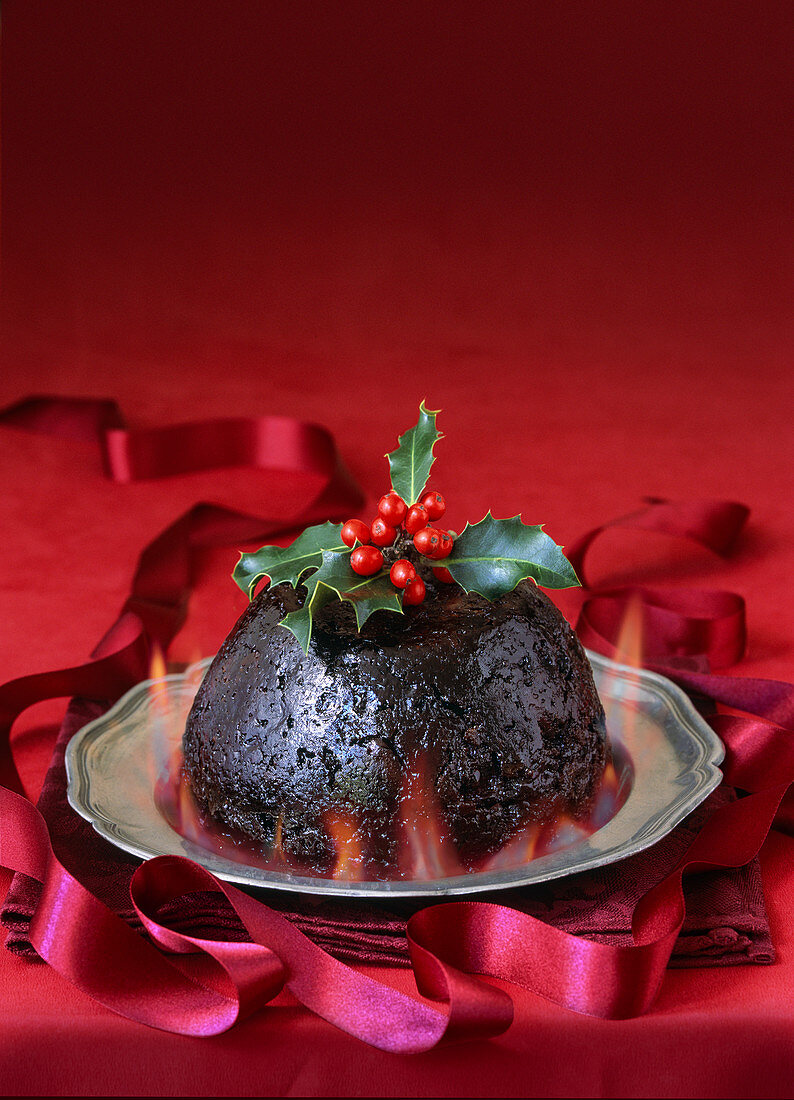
3,696 -> 773,969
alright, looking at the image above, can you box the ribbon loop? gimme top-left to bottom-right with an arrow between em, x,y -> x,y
411,899 -> 673,1021
132,858 -> 286,1021
102,415 -> 340,484
566,498 -> 749,587
577,585 -> 747,670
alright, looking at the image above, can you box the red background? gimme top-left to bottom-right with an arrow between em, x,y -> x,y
2,2 -> 793,1095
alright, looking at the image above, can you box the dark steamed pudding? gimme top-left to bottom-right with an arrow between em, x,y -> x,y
182,579 -> 607,869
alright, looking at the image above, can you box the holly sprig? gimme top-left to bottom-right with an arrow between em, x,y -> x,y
232,403 -> 580,653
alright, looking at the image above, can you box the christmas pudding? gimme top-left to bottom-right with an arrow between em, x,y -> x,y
182,405 -> 607,873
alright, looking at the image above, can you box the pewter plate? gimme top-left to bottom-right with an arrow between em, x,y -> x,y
65,653 -> 723,898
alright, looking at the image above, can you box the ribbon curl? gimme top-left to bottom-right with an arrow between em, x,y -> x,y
1,399 -> 793,1047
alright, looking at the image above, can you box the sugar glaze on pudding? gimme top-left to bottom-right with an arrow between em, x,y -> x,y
183,579 -> 607,871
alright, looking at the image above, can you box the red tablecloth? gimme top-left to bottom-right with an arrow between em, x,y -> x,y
3,3 -> 793,1096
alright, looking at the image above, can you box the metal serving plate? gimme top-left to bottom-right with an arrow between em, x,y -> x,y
66,652 -> 723,898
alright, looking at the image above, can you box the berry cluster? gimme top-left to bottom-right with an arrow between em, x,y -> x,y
340,490 -> 455,605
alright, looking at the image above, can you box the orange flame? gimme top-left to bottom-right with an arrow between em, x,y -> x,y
147,643 -> 211,850
603,758 -> 619,790
146,643 -> 182,796
326,812 -> 367,881
598,593 -> 644,758
397,754 -> 464,880
592,756 -> 628,827
149,642 -> 168,682
543,810 -> 591,853
595,589 -> 665,827
481,821 -> 543,871
613,592 -> 645,670
271,813 -> 285,864
175,772 -> 206,844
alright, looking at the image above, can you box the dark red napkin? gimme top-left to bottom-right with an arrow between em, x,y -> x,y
2,694 -> 773,969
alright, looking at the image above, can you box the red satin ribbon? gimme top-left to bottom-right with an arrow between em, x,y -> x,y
565,497 -> 751,588
578,585 -> 747,669
0,394 -> 361,494
1,400 -> 793,1048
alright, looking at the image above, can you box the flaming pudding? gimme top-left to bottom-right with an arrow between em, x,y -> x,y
182,405 -> 607,874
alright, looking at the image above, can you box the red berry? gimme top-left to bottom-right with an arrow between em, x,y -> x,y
420,491 -> 446,521
370,516 -> 397,547
413,526 -> 441,557
341,519 -> 371,547
350,545 -> 383,576
404,504 -> 429,534
432,566 -> 455,584
389,558 -> 416,588
378,492 -> 407,527
431,531 -> 454,560
403,576 -> 426,605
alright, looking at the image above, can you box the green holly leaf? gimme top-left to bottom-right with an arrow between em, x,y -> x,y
386,400 -> 443,506
443,513 -> 580,598
310,550 -> 404,631
232,521 -> 345,599
279,572 -> 338,653
280,549 -> 404,653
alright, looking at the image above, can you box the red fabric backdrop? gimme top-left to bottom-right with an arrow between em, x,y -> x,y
2,2 -> 793,1095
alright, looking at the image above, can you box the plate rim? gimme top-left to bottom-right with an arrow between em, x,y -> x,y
65,650 -> 724,898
